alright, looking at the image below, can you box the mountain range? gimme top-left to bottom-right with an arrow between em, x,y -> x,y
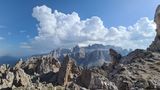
28,44 -> 132,67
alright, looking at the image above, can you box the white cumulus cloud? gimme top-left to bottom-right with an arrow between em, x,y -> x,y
27,5 -> 156,52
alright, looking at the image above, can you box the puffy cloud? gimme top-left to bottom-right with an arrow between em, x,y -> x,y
28,5 -> 156,52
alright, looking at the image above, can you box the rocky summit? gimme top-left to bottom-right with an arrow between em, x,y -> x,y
1,5 -> 160,90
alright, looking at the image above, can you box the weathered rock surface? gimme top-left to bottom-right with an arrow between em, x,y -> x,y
76,69 -> 118,90
21,55 -> 61,75
13,68 -> 31,87
121,49 -> 153,64
4,49 -> 160,90
0,64 -> 14,89
103,49 -> 160,90
57,55 -> 78,86
109,48 -> 122,65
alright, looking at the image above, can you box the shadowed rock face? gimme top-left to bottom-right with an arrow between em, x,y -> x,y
76,69 -> 118,90
57,55 -> 74,86
155,5 -> 160,36
148,5 -> 160,52
109,49 -> 122,65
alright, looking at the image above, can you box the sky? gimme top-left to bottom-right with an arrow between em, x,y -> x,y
0,0 -> 159,57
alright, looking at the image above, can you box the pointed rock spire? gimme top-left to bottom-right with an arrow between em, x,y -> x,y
109,48 -> 122,65
57,55 -> 75,86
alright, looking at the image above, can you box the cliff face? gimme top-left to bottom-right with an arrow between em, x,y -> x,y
50,44 -> 130,67
155,5 -> 160,36
148,5 -> 160,52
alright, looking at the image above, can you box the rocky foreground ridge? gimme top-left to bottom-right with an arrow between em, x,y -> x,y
1,5 -> 160,90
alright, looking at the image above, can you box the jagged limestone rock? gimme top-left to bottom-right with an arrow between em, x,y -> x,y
57,55 -> 75,86
22,56 -> 61,75
13,68 -> 31,87
109,48 -> 122,65
0,71 -> 14,89
76,69 -> 118,90
0,64 -> 10,74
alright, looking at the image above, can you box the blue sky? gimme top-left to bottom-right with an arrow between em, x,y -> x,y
0,0 -> 159,56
